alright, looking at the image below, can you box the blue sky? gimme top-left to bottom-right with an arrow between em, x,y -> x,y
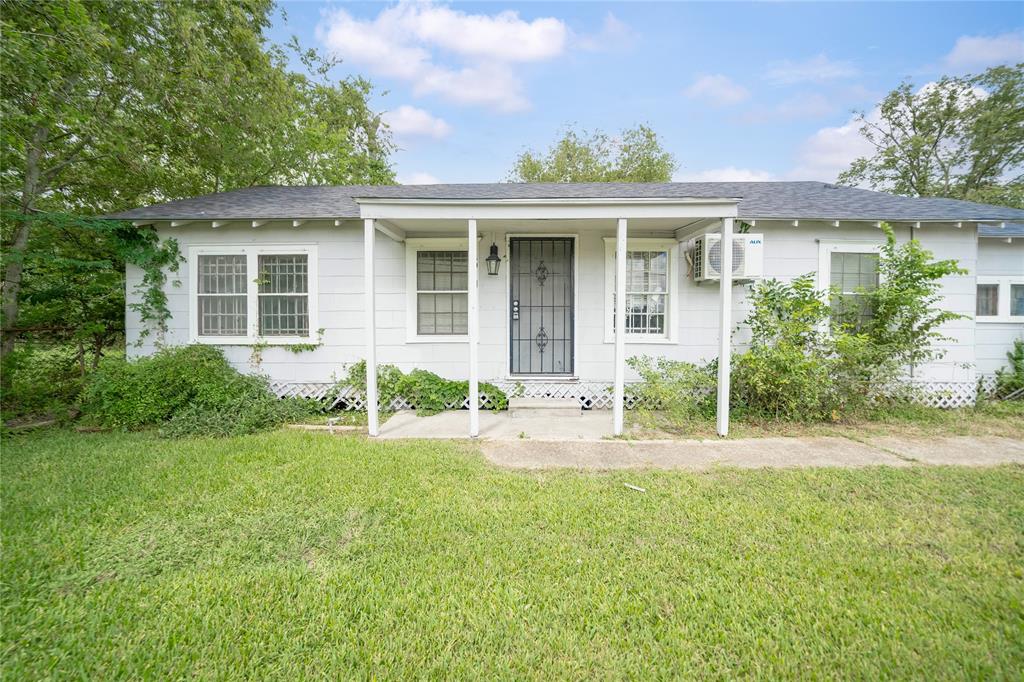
268,2 -> 1023,184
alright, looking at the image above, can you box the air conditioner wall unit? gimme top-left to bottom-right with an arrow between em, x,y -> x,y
692,233 -> 764,282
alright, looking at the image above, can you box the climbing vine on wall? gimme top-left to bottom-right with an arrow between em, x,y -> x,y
0,212 -> 183,357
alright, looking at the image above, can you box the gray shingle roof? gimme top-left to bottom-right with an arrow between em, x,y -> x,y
104,181 -> 1024,222
979,222 -> 1024,238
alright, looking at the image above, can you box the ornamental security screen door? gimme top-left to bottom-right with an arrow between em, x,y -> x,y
509,237 -> 574,375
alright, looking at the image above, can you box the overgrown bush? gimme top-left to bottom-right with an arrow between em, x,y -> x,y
994,339 -> 1024,398
337,360 -> 508,414
627,356 -> 716,424
630,226 -> 962,425
1,345 -> 92,419
81,345 -> 318,436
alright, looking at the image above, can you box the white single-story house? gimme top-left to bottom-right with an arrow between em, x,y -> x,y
107,182 -> 1024,437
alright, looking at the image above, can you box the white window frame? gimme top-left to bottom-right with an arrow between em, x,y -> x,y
976,276 -> 1024,323
603,238 -> 679,344
817,240 -> 882,292
817,240 -> 883,331
188,244 -> 318,345
405,237 -> 469,343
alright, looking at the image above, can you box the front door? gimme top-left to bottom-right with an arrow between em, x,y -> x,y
509,237 -> 574,375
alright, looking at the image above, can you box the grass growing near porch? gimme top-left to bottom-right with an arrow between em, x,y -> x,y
630,400 -> 1024,440
3,429 -> 1023,678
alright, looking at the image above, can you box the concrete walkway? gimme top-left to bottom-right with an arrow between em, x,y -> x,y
379,410 -> 615,440
375,410 -> 1024,470
481,436 -> 1024,470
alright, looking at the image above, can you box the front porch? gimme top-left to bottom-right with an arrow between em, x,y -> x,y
357,195 -> 741,438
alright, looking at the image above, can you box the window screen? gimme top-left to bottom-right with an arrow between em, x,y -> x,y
197,255 -> 248,336
976,284 -> 999,316
830,251 -> 878,327
623,250 -> 668,335
258,254 -> 309,336
416,251 -> 468,335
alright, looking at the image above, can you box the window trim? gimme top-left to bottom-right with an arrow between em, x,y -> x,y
603,238 -> 679,344
976,276 -> 1024,323
816,240 -> 882,292
188,244 -> 318,345
405,237 -> 469,343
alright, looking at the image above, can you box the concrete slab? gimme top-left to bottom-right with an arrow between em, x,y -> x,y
378,410 -> 614,440
373,410 -> 1024,471
480,437 -> 911,470
867,436 -> 1024,466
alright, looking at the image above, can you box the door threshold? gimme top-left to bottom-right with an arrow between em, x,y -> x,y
507,376 -> 579,383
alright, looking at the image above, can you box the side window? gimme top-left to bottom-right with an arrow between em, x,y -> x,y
604,238 -> 677,342
830,251 -> 878,327
622,250 -> 669,336
976,284 -> 999,317
416,250 -> 468,335
258,255 -> 309,336
1011,284 -> 1024,317
191,246 -> 317,343
197,255 -> 248,336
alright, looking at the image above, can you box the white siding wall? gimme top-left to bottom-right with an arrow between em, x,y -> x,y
126,221 -> 981,384
975,238 -> 1024,376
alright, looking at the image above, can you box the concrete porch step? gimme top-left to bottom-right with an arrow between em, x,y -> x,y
509,397 -> 582,418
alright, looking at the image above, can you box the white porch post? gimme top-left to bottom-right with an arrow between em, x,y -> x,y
716,217 -> 733,437
364,218 -> 379,437
613,217 -> 628,436
467,219 -> 479,438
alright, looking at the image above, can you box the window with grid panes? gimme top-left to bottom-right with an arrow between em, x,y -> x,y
623,250 -> 669,336
197,255 -> 248,335
976,284 -> 999,316
830,251 -> 879,327
416,251 -> 468,335
1012,284 -> 1024,317
257,255 -> 309,336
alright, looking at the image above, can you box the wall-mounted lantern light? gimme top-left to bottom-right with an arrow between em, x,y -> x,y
485,242 -> 501,276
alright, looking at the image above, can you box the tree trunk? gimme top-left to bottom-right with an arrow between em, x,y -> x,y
1,125 -> 48,380
76,339 -> 86,377
91,334 -> 105,370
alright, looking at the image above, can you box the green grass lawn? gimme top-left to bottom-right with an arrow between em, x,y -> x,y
3,430 -> 1023,678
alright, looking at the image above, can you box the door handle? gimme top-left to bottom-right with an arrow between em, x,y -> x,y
511,299 -> 519,320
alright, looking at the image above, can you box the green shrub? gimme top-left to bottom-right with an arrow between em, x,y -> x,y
1,345 -> 91,418
337,360 -> 508,414
627,356 -> 716,425
994,339 -> 1024,398
81,345 -> 318,435
732,342 -> 837,421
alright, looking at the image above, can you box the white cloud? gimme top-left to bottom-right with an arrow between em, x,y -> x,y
399,172 -> 442,185
674,167 -> 775,182
943,31 -> 1024,70
683,74 -> 750,107
763,53 -> 859,85
382,105 -> 452,140
575,12 -> 636,51
786,116 -> 874,181
317,2 -> 569,112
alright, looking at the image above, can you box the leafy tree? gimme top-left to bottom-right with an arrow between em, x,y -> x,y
860,224 -> 966,371
0,0 -> 394,380
838,64 -> 1024,207
508,125 -> 677,183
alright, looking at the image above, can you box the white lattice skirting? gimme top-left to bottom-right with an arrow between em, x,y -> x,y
272,376 -> 1004,411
